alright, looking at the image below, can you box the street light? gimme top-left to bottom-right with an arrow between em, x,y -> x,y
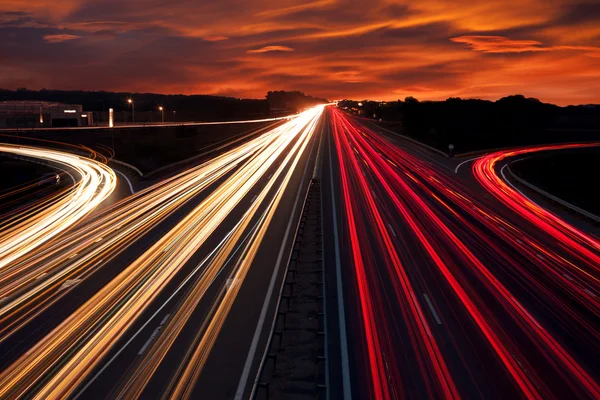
127,98 -> 135,124
159,106 -> 164,123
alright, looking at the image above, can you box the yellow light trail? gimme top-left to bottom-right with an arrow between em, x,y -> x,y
0,144 -> 116,270
115,105 -> 321,399
0,105 -> 324,399
0,121 -> 278,340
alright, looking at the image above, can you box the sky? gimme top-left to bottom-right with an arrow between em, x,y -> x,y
1,0 -> 599,105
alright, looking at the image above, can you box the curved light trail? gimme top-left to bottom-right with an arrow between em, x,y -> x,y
473,144 -> 600,264
0,144 -> 116,270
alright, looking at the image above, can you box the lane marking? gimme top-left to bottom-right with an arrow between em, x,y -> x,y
563,273 -> 573,281
387,223 -> 397,237
114,169 -> 135,194
454,156 -> 481,173
59,278 -> 81,291
411,291 -> 433,338
138,313 -> 170,355
138,327 -> 161,355
423,293 -> 442,325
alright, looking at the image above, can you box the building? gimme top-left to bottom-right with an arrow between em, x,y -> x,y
0,101 -> 93,128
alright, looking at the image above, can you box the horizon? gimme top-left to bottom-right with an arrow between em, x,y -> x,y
3,88 -> 599,108
1,1 -> 599,106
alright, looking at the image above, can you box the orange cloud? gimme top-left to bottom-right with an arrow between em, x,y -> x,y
43,34 -> 81,43
451,36 -> 546,53
247,45 -> 294,54
203,35 -> 229,42
2,0 -> 600,105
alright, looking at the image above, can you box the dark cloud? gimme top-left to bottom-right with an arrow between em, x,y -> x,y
555,2 -> 600,25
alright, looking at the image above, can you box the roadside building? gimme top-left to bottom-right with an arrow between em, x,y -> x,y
0,101 -> 93,128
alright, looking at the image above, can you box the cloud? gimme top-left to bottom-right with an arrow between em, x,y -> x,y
203,35 -> 228,42
246,45 -> 294,54
43,33 -> 81,43
450,35 -> 546,53
451,35 -> 600,55
256,0 -> 336,18
1,0 -> 600,105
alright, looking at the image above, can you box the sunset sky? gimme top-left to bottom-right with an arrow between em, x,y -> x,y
1,0 -> 599,105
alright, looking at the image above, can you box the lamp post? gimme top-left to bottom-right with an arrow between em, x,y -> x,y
159,106 -> 164,123
128,98 -> 135,124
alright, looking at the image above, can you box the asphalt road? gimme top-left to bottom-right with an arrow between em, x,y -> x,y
323,108 -> 600,399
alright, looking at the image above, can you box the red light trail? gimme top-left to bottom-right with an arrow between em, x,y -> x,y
330,107 -> 600,399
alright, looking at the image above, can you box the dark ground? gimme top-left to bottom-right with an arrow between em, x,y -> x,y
0,157 -> 68,217
0,157 -> 57,190
510,147 -> 600,216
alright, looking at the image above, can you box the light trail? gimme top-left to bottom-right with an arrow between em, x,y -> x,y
122,107 -> 320,400
473,144 -> 600,267
0,105 -> 324,399
0,121 -> 284,341
330,108 -> 600,399
332,109 -> 459,399
0,144 -> 116,270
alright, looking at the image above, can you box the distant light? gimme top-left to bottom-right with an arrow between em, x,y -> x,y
159,106 -> 163,111
358,102 -> 363,106
64,109 -> 76,113
81,114 -> 87,118
109,108 -> 114,128
127,99 -> 133,104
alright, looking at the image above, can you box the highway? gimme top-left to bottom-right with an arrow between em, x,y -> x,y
322,107 -> 600,399
0,105 -> 325,399
0,104 -> 599,399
